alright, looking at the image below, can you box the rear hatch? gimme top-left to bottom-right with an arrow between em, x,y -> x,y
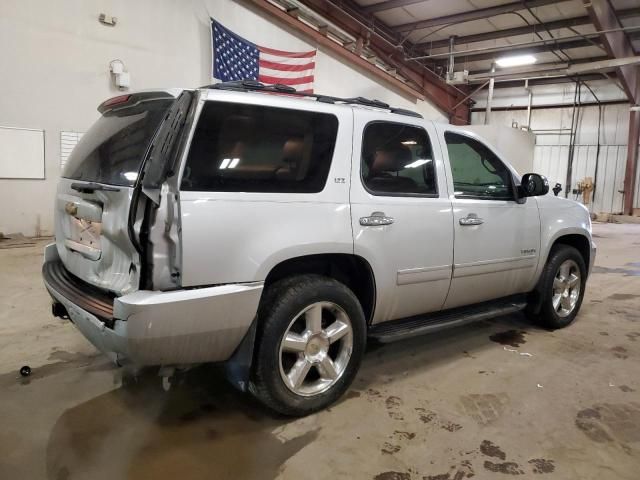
54,92 -> 177,295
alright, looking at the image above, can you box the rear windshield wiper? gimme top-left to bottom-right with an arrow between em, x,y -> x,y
71,182 -> 121,193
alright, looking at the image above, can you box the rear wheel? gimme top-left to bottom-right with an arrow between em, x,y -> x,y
251,275 -> 366,416
529,245 -> 586,329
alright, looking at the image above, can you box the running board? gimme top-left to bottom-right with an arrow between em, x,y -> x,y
369,295 -> 527,343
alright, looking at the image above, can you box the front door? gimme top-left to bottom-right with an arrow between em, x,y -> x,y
438,128 -> 541,309
351,114 -> 453,323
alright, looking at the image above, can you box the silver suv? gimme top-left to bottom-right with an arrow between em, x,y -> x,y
43,81 -> 595,415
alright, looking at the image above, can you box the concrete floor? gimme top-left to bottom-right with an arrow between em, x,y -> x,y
1,223 -> 639,480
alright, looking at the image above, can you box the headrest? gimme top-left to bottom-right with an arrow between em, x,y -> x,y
371,144 -> 412,172
282,137 -> 305,165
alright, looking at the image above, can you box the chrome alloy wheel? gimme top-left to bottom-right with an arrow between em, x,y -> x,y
278,301 -> 353,396
552,259 -> 581,317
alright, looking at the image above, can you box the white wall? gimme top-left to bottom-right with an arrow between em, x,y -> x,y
460,125 -> 535,175
472,103 -> 631,146
0,0 -> 446,236
472,103 -> 640,213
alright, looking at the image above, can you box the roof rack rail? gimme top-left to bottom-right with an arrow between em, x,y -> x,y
200,80 -> 423,119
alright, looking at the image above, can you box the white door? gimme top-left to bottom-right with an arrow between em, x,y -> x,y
351,113 -> 454,324
437,127 -> 541,310
179,96 -> 354,287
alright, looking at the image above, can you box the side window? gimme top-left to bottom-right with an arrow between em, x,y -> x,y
181,101 -> 338,193
361,122 -> 437,196
444,132 -> 514,200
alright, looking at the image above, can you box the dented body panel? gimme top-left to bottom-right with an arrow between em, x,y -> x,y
54,178 -> 140,295
43,243 -> 262,364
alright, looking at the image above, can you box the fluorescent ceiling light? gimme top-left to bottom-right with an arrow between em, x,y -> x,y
220,158 -> 240,169
123,171 -> 138,181
496,55 -> 537,68
401,140 -> 417,145
405,159 -> 431,169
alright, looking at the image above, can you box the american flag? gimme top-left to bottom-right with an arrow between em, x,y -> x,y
211,19 -> 316,93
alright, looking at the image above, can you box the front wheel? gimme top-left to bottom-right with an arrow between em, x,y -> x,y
529,245 -> 587,329
251,275 -> 366,416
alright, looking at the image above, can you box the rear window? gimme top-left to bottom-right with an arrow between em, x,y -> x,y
361,121 -> 436,196
181,101 -> 338,193
63,99 -> 173,187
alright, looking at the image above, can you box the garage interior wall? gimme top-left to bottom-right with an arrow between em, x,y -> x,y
0,0 -> 445,237
459,125 -> 535,175
472,102 -> 639,215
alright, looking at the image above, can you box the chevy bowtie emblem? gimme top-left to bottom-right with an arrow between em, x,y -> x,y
65,202 -> 78,216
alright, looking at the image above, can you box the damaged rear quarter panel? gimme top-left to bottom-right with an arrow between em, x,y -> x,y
177,92 -> 355,287
114,282 -> 263,364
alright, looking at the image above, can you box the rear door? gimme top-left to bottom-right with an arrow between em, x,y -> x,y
55,92 -> 178,295
351,113 -> 454,323
177,93 -> 353,287
437,127 -> 541,309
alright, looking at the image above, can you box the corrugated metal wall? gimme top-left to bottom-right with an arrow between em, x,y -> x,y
534,144 -> 627,214
472,103 -> 639,213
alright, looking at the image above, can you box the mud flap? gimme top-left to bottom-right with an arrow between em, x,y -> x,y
224,317 -> 258,392
527,289 -> 543,315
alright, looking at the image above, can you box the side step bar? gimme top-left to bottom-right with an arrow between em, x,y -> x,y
369,295 -> 528,343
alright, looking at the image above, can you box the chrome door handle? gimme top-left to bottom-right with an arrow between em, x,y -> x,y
459,214 -> 484,226
360,211 -> 394,226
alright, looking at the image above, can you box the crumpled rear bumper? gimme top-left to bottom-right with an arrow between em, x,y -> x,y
42,243 -> 263,366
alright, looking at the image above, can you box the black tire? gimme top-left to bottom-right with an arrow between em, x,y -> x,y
528,244 -> 587,329
250,274 -> 366,416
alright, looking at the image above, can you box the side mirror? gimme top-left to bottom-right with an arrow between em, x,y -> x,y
520,173 -> 549,197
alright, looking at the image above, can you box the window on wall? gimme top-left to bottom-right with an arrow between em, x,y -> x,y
180,101 -> 338,193
361,122 -> 437,196
444,132 -> 514,200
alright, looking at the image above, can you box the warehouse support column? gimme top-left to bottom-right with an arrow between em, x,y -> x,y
624,110 -> 639,214
584,0 -> 639,214
484,62 -> 495,125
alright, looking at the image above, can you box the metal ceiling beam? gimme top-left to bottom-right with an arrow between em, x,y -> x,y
392,0 -> 569,34
292,0 -> 472,124
291,0 -> 403,47
242,0 -> 426,101
416,7 -> 640,49
413,28 -> 627,61
468,56 -> 610,76
432,37 -> 602,65
583,0 -> 639,103
491,73 -> 611,89
419,17 -> 592,49
467,56 -> 640,83
363,0 -> 428,14
583,0 -> 640,215
470,99 -> 630,111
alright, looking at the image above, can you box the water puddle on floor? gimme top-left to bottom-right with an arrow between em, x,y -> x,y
489,330 -> 527,348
